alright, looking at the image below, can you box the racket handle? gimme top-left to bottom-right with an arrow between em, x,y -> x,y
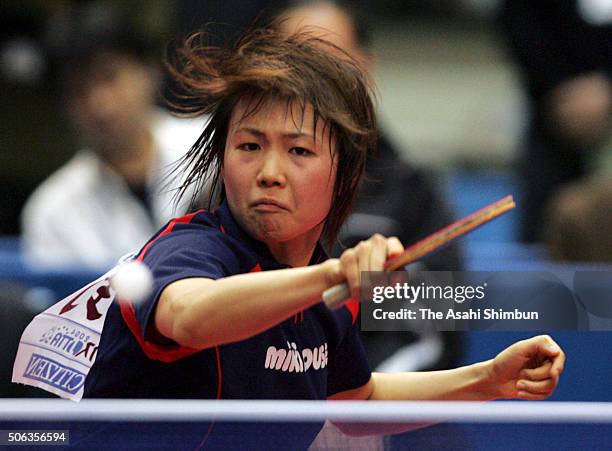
323,283 -> 351,310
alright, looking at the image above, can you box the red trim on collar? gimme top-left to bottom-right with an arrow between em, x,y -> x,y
136,211 -> 203,262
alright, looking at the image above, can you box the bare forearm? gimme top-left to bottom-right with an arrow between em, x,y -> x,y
164,261 -> 337,348
333,363 -> 497,437
369,362 -> 497,401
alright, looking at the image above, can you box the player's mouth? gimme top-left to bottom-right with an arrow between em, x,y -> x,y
251,198 -> 289,212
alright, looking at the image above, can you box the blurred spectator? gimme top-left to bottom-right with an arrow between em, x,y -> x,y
20,3 -> 204,270
499,0 -> 612,243
277,0 -> 464,374
545,177 -> 612,262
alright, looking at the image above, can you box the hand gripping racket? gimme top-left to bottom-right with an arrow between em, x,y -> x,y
322,195 -> 516,309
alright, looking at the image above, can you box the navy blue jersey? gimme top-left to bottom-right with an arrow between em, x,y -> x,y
82,201 -> 371,449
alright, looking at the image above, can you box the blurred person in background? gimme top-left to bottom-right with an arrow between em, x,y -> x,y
499,0 -> 612,245
277,0 -> 464,375
20,2 -> 203,270
544,176 -> 612,262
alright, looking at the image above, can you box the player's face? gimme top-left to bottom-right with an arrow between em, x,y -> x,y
223,99 -> 337,256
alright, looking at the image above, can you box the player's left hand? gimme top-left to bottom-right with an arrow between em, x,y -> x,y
487,335 -> 565,400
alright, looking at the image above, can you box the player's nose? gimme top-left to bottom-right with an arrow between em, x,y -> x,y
256,150 -> 286,188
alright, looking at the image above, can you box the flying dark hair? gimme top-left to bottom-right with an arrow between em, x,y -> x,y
166,24 -> 377,247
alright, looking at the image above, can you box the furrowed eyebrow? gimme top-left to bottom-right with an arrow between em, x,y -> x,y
284,132 -> 314,140
234,127 -> 314,140
234,127 -> 265,138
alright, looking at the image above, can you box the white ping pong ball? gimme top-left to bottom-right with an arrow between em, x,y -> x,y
110,260 -> 153,304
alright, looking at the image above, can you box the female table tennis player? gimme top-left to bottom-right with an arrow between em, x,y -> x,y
83,26 -> 564,446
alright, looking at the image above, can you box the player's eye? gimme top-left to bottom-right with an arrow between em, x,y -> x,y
238,142 -> 260,152
289,147 -> 314,157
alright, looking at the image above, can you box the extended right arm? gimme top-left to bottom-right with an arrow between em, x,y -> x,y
155,233 -> 403,350
155,260 -> 340,349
